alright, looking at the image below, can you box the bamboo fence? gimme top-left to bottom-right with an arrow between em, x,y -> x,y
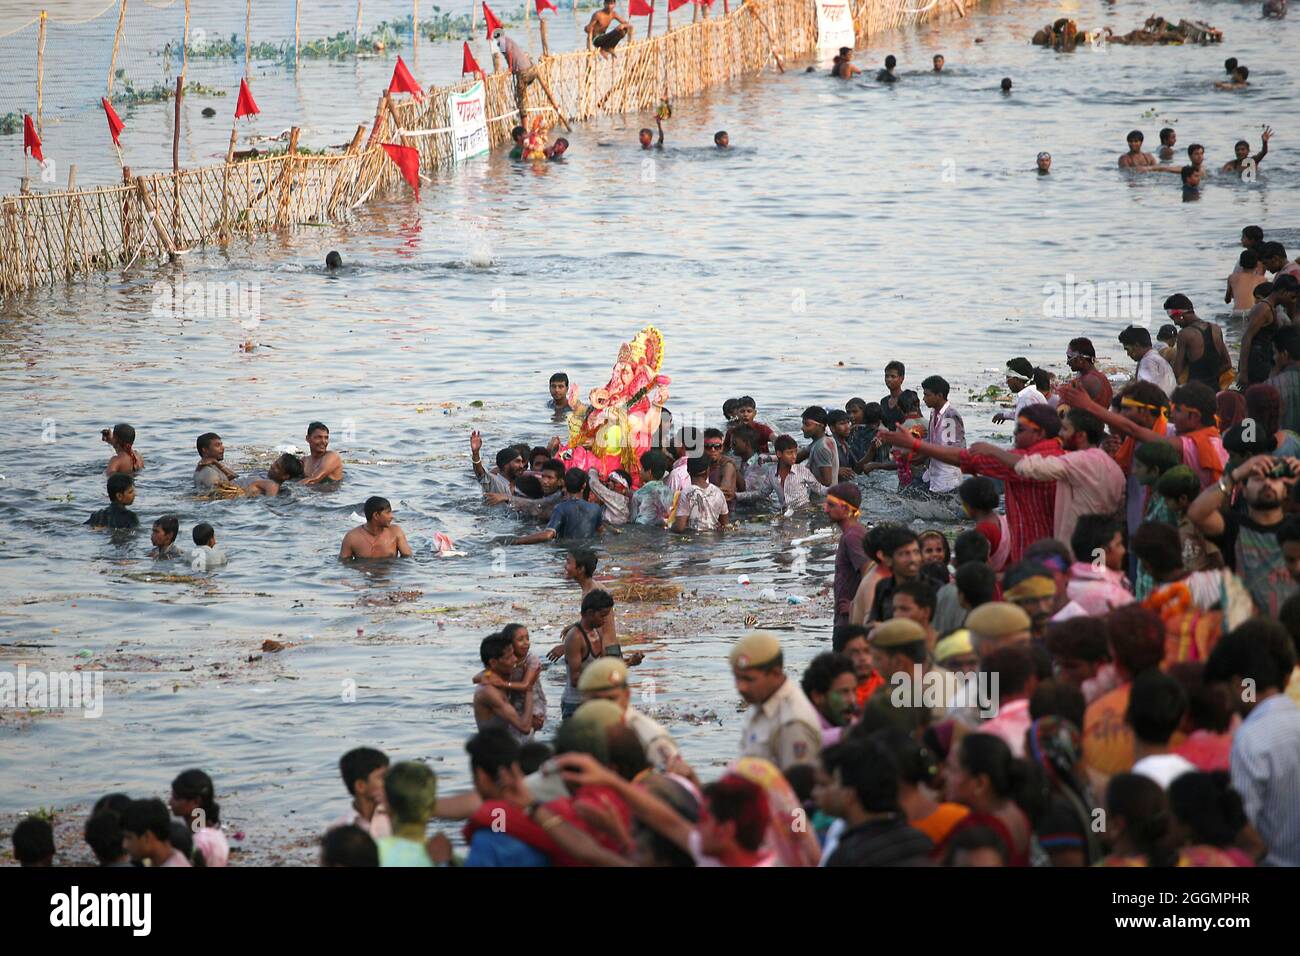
0,0 -> 976,298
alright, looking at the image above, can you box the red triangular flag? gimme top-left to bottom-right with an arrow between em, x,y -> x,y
382,143 -> 421,201
101,97 -> 125,147
462,41 -> 483,77
668,0 -> 691,10
23,115 -> 43,162
482,1 -> 503,39
235,78 -> 260,119
389,55 -> 424,101
534,0 -> 557,12
629,0 -> 653,13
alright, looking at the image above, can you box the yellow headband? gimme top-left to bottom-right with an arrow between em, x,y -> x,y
827,494 -> 860,517
1005,577 -> 1056,600
1121,397 -> 1165,413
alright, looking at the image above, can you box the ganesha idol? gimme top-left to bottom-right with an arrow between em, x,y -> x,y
559,326 -> 670,485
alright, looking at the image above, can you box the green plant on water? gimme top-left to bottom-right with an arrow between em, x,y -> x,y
0,112 -> 21,135
967,384 -> 1008,404
114,78 -> 227,107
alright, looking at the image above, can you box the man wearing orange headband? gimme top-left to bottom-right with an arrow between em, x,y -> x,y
827,483 -> 868,625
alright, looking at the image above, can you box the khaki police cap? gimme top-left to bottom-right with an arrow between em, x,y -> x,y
869,618 -> 926,648
965,602 -> 1032,639
578,657 -> 629,692
729,631 -> 782,669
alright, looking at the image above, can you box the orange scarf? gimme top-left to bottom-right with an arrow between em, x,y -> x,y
1182,426 -> 1227,483
1114,413 -> 1167,473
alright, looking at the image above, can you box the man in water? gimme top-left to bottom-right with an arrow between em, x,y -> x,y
1000,77 -> 1012,93
508,125 -> 527,160
102,423 -> 143,475
303,422 -> 344,484
1224,56 -> 1238,76
545,138 -> 569,160
876,54 -> 898,83
194,432 -> 238,492
474,633 -> 535,740
325,251 -> 343,270
1215,65 -> 1250,90
933,54 -> 945,72
639,118 -> 665,149
86,473 -> 139,530
586,0 -> 631,57
1157,127 -> 1177,160
471,432 -> 526,495
241,453 -> 304,497
1036,151 -> 1051,175
714,131 -> 729,149
340,496 -> 412,560
513,468 -> 604,544
1167,294 -> 1232,391
1182,164 -> 1202,200
832,47 -> 860,78
1221,127 -> 1272,175
799,406 -> 840,487
1119,129 -> 1157,168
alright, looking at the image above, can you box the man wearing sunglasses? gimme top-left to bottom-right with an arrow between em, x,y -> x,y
1166,294 -> 1233,391
1066,338 -> 1113,409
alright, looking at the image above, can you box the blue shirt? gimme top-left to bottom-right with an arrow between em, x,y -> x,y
1231,694 -> 1300,866
547,498 -> 603,539
466,829 -> 550,867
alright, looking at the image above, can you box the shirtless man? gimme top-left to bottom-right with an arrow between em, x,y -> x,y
1215,65 -> 1249,91
1226,250 -> 1265,312
586,0 -> 631,58
932,54 -> 945,72
102,424 -> 143,475
1167,294 -> 1233,391
340,496 -> 412,560
302,422 -> 344,485
473,633 -> 535,739
1036,151 -> 1051,175
547,550 -> 644,666
1221,127 -> 1272,175
703,428 -> 741,505
1157,127 -> 1177,161
195,433 -> 238,492
241,453 -> 304,497
1118,129 -> 1157,169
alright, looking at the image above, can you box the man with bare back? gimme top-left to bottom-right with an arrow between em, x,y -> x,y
340,496 -> 412,560
1118,130 -> 1158,169
303,422 -> 344,485
586,0 -> 631,57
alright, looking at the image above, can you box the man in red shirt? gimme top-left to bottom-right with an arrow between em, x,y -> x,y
879,404 -> 1062,563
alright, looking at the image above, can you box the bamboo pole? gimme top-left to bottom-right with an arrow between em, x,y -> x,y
36,12 -> 46,133
107,0 -> 128,95
136,177 -> 178,259
295,0 -> 301,69
182,0 -> 190,83
745,1 -> 784,72
173,76 -> 183,234
244,0 -> 252,75
536,66 -> 571,130
540,16 -> 551,56
413,0 -> 419,60
63,165 -> 76,277
647,7 -> 654,38
121,165 -> 132,262
354,0 -> 363,51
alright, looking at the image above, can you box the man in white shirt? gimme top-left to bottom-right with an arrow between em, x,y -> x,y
992,357 -> 1048,428
919,374 -> 966,494
1127,670 -> 1196,788
1119,325 -> 1177,398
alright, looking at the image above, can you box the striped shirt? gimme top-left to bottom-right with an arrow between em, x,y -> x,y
958,438 -> 1063,563
1231,694 -> 1300,867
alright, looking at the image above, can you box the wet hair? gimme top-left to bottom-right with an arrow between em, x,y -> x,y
466,727 -> 522,778
956,562 -> 996,608
801,405 -> 828,425
275,453 -> 304,481
581,588 -> 615,615
122,798 -> 171,840
111,423 -> 136,445
1131,521 -> 1183,578
1168,772 -> 1247,848
1105,605 -> 1166,677
1170,382 -> 1216,428
307,421 -> 328,436
1127,129 -> 1144,143
1236,65 -> 1249,81
563,467 -> 589,494
191,522 -> 215,547
107,473 -> 133,500
511,125 -> 526,141
920,374 -> 950,398
12,817 -> 55,865
1125,670 -> 1187,746
324,251 -> 343,269
954,528 -> 991,566
1158,127 -> 1174,145
565,549 -> 597,580
832,623 -> 870,653
713,130 -> 728,145
702,775 -> 770,851
363,496 -> 391,520
1224,57 -> 1237,73
1070,515 -> 1120,567
539,459 -> 566,483
943,825 -> 1009,866
1045,616 -> 1110,664
1018,403 -> 1061,438
196,432 -> 220,455
1242,224 -> 1263,243
800,651 -> 856,698
735,396 -> 757,410
1000,77 -> 1012,91
339,746 -> 390,796
1117,325 -> 1152,348
480,632 -> 514,667
1260,241 -> 1287,262
1065,408 -> 1104,446
1180,165 -> 1198,185
1067,337 -> 1096,358
722,398 -> 740,420
822,738 -> 900,813
884,54 -> 897,68
1205,619 -> 1296,693
1276,274 -> 1300,295
774,434 -> 798,453
514,474 -> 544,499
639,449 -> 671,479
1240,249 -> 1259,269
383,762 -> 437,826
84,810 -> 126,864
885,360 -> 906,377
827,409 -> 850,427
172,769 -> 220,826
321,824 -> 378,866
1029,679 -> 1086,729
1105,774 -> 1178,866
703,427 -> 725,442
638,127 -> 652,138
958,476 -> 999,513
151,516 -> 178,542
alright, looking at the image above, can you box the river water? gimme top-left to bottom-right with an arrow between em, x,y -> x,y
1,0 -> 1297,860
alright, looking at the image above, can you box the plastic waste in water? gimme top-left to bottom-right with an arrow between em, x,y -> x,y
759,588 -> 780,602
786,595 -> 808,605
737,574 -> 751,586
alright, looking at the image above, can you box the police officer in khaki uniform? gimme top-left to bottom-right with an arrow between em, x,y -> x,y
729,632 -> 822,771
861,617 -> 950,731
578,657 -> 682,771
